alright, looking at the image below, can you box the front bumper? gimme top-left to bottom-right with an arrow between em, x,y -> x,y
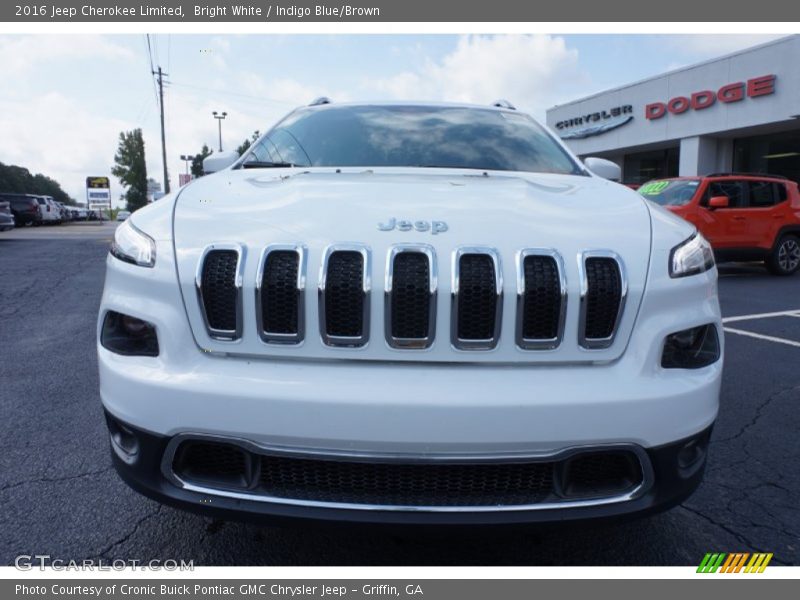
106,411 -> 713,525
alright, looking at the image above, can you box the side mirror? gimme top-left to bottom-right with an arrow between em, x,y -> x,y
584,157 -> 622,182
202,151 -> 239,174
708,196 -> 730,209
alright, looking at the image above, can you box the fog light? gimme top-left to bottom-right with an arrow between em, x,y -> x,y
101,311 -> 159,357
106,414 -> 140,465
661,324 -> 719,369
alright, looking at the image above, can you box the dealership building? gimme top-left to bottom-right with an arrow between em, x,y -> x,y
546,35 -> 800,185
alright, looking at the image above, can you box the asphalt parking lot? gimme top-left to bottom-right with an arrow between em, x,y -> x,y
1,223 -> 798,566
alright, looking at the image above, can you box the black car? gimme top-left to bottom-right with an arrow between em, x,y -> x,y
0,200 -> 15,231
0,193 -> 42,227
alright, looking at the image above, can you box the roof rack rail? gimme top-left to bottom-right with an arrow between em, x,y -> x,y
706,172 -> 789,180
309,97 -> 332,106
492,99 -> 516,110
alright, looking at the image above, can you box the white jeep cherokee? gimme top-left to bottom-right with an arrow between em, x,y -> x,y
98,101 -> 722,525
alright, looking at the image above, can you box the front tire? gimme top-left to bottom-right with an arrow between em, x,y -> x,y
766,235 -> 800,276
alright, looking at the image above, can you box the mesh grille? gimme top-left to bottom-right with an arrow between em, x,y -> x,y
521,255 -> 562,340
171,441 -> 645,507
390,252 -> 431,340
259,455 -> 554,506
457,254 -> 497,340
260,250 -> 300,335
561,452 -> 640,497
174,441 -> 248,487
584,257 -> 622,340
200,250 -> 239,333
324,251 -> 365,338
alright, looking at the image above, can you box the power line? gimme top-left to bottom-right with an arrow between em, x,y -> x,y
144,34 -> 158,104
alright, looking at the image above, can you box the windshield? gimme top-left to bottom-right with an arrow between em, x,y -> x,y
639,179 -> 700,206
242,105 -> 583,175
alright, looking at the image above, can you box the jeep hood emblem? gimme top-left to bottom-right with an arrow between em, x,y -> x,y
378,218 -> 448,235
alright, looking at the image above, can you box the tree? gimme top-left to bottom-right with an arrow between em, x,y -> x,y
191,144 -> 214,178
235,130 -> 261,157
0,162 -> 75,204
111,129 -> 148,212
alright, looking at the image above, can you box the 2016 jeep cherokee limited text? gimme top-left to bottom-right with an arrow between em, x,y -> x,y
98,101 -> 723,525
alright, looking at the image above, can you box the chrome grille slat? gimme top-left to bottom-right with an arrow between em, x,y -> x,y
256,244 -> 306,345
578,251 -> 627,350
516,249 -> 567,350
451,247 -> 503,351
318,244 -> 371,347
385,244 -> 437,349
196,244 -> 244,341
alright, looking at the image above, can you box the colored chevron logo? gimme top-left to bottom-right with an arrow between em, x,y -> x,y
697,552 -> 773,573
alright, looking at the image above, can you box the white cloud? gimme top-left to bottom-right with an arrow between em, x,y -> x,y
0,92 -> 130,204
369,35 -> 584,118
0,35 -> 134,74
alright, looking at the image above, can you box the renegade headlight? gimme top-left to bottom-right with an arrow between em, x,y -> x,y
110,219 -> 155,267
669,232 -> 714,278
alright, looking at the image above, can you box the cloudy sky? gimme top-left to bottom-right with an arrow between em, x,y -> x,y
0,33 -> 788,205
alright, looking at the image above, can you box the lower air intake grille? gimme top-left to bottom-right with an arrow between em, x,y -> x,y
170,440 -> 645,508
200,249 -> 240,336
520,255 -> 562,343
583,257 -> 623,343
390,252 -> 431,341
258,455 -> 554,506
456,253 -> 499,343
260,250 -> 300,338
323,250 -> 366,342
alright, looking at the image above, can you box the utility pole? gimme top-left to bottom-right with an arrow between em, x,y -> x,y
153,66 -> 170,194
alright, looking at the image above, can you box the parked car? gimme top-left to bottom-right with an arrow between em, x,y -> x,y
0,200 -> 15,231
116,210 -> 131,221
0,193 -> 42,227
639,173 -> 800,275
99,101 -> 722,525
35,196 -> 61,225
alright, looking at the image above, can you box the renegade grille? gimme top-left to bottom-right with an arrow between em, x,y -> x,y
198,248 -> 240,337
171,440 -> 645,508
196,244 -> 626,350
581,255 -> 625,348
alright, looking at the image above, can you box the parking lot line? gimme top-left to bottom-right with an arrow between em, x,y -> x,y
722,309 -> 800,323
723,326 -> 800,348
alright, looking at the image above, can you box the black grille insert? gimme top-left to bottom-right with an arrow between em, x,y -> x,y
322,250 -> 366,342
456,253 -> 499,343
173,441 -> 249,488
390,252 -> 432,342
520,255 -> 562,344
583,257 -> 623,342
260,250 -> 301,339
561,451 -> 640,498
171,440 -> 645,507
200,249 -> 240,336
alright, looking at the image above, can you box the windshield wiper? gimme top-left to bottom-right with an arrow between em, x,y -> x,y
241,161 -> 295,169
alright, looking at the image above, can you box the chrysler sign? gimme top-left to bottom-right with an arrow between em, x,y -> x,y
645,74 -> 776,120
555,105 -> 633,139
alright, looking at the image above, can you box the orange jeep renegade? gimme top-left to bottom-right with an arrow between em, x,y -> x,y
640,173 -> 800,275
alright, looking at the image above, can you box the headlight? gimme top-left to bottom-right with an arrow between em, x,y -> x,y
110,219 -> 155,267
669,232 -> 714,278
